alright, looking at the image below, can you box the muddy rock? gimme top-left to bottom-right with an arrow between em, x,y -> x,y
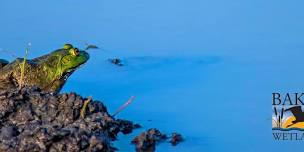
132,129 -> 184,152
170,132 -> 184,146
131,128 -> 168,152
0,87 -> 138,152
108,58 -> 123,66
116,119 -> 141,135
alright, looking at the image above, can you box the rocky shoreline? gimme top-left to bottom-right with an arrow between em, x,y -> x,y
0,87 -> 139,151
0,87 -> 182,152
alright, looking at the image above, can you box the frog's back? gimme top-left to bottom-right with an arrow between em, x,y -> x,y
0,59 -> 17,91
0,58 -> 38,91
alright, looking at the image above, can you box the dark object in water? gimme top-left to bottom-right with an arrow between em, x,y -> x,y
85,44 -> 99,50
132,129 -> 184,151
131,128 -> 168,152
0,87 -> 139,151
116,119 -> 142,134
108,58 -> 123,66
170,132 -> 184,146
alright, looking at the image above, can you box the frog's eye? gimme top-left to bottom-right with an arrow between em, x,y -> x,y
63,44 -> 73,50
70,48 -> 79,56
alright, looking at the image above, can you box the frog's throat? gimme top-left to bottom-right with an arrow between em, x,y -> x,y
52,56 -> 82,81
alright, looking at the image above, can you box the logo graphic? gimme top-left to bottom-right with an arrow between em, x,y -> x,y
272,106 -> 304,130
272,93 -> 304,140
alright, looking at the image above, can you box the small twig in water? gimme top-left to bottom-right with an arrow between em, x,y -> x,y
112,96 -> 136,117
81,96 -> 92,118
84,43 -> 99,50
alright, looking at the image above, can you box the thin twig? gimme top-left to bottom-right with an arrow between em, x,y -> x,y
112,96 -> 136,117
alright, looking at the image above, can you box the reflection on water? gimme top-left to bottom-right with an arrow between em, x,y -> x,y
64,56 -> 219,151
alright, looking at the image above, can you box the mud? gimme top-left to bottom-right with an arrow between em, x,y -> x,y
0,87 -> 139,152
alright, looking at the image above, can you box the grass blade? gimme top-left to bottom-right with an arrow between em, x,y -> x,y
19,43 -> 30,89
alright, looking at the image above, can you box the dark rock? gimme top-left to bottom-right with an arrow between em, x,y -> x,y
132,129 -> 184,151
170,132 -> 184,146
131,128 -> 167,152
116,119 -> 142,135
0,126 -> 19,139
108,58 -> 123,66
133,123 -> 142,129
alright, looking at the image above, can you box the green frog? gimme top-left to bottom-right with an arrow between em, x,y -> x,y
0,44 -> 89,93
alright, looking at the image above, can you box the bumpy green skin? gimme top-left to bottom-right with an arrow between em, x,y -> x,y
0,44 -> 89,93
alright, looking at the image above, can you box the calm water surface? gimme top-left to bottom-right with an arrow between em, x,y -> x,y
1,0 -> 304,151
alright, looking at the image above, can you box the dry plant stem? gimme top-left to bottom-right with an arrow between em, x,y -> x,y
112,96 -> 136,117
81,96 -> 92,118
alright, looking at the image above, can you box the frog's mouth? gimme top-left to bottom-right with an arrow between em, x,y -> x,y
62,68 -> 77,81
62,63 -> 86,81
62,70 -> 74,81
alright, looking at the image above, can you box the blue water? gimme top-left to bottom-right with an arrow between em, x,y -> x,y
1,0 -> 304,151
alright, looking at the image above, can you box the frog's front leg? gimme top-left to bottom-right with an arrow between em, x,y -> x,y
45,79 -> 65,93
